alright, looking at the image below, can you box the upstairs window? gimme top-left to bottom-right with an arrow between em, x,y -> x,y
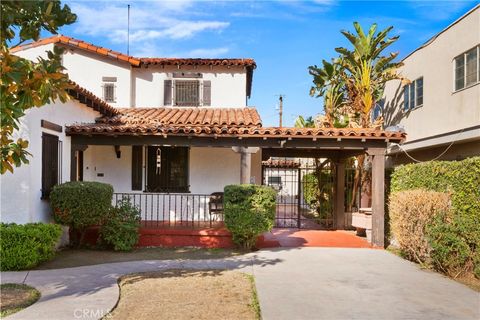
102,77 -> 117,102
164,79 -> 211,107
454,46 -> 479,91
403,77 -> 423,111
176,80 -> 200,106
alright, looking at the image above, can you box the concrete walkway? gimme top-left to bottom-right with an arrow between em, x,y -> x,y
1,248 -> 478,320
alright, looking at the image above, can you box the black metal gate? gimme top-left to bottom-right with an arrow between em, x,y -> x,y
262,158 -> 336,229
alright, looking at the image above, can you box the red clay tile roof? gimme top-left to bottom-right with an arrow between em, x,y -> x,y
99,107 -> 262,127
10,35 -> 141,66
140,58 -> 256,68
10,35 -> 256,68
66,110 -> 406,142
262,159 -> 300,168
67,81 -> 119,117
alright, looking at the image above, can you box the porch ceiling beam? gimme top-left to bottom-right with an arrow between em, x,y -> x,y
261,148 -> 364,160
70,135 -> 388,150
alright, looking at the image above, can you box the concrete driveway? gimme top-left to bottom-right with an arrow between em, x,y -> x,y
1,248 -> 478,320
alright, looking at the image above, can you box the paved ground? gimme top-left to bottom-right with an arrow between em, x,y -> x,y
1,248 -> 478,320
259,229 -> 372,248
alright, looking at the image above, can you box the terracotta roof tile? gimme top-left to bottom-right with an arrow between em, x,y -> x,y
10,35 -> 141,66
67,81 -> 119,117
98,107 -> 262,127
140,58 -> 256,68
66,109 -> 406,143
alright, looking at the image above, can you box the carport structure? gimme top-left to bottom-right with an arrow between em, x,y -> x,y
68,114 -> 405,247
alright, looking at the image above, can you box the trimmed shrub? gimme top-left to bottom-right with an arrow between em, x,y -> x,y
0,223 -> 62,270
390,157 -> 480,278
224,184 -> 276,250
100,199 -> 141,251
389,190 -> 451,265
50,181 -> 113,246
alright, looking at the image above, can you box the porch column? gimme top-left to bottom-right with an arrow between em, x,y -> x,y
367,148 -> 386,247
335,160 -> 346,230
232,147 -> 259,184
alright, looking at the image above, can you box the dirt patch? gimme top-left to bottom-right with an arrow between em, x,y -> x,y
455,275 -> 480,292
106,270 -> 259,320
36,247 -> 247,270
0,283 -> 40,317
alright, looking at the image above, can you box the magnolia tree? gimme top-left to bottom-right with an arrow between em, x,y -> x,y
0,0 -> 76,174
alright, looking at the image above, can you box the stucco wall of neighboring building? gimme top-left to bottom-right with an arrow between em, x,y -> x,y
383,7 -> 480,143
0,100 -> 100,223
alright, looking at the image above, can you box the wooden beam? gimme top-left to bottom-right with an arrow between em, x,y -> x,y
41,120 -> 62,133
261,148 -> 364,160
70,134 -> 388,150
368,147 -> 386,247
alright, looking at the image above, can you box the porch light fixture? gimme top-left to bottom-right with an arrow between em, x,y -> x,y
114,145 -> 121,158
156,147 -> 161,175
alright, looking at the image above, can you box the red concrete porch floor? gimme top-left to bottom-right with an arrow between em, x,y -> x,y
257,228 -> 372,248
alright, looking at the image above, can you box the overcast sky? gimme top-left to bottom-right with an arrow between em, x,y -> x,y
52,0 -> 479,126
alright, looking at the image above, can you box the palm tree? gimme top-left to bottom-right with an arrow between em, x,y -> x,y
335,22 -> 403,128
309,59 -> 346,127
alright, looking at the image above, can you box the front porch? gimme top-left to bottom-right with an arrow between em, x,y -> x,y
66,107 -> 405,248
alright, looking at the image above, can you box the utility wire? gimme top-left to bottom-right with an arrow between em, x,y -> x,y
390,128 -> 465,163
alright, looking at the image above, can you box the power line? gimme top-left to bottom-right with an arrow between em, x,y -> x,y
390,128 -> 465,163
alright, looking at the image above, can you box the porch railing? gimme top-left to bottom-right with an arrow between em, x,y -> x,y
113,192 -> 223,228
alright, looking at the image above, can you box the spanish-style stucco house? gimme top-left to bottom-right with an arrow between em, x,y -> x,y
383,4 -> 480,165
1,35 -> 405,247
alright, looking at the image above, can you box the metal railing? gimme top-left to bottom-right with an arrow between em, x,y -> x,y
113,192 -> 223,228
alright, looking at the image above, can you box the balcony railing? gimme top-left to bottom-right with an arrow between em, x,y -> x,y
113,192 -> 223,228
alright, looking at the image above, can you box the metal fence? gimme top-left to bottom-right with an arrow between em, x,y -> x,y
113,193 -> 223,228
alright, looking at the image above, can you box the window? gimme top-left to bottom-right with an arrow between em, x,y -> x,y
164,79 -> 211,106
372,99 -> 384,121
146,146 -> 189,193
403,77 -> 423,111
175,80 -> 199,106
454,46 -> 480,91
102,77 -> 117,102
42,133 -> 62,199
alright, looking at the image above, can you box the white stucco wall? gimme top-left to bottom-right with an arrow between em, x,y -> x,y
12,43 -> 54,61
82,146 -> 241,194
383,7 -> 480,142
60,46 -> 132,108
133,65 -> 247,107
0,100 -> 100,223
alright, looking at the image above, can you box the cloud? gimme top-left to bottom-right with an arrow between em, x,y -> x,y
69,2 -> 229,43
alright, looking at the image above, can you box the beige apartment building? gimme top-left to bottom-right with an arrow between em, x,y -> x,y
383,4 -> 480,165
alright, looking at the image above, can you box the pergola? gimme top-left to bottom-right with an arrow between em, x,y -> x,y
68,123 -> 405,247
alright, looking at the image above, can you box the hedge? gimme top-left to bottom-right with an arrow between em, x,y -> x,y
0,223 -> 62,271
224,184 -> 276,250
389,190 -> 451,265
50,181 -> 113,246
390,157 -> 480,278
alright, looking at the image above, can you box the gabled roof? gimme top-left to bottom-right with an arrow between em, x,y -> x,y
9,35 -> 256,68
10,35 -> 141,66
